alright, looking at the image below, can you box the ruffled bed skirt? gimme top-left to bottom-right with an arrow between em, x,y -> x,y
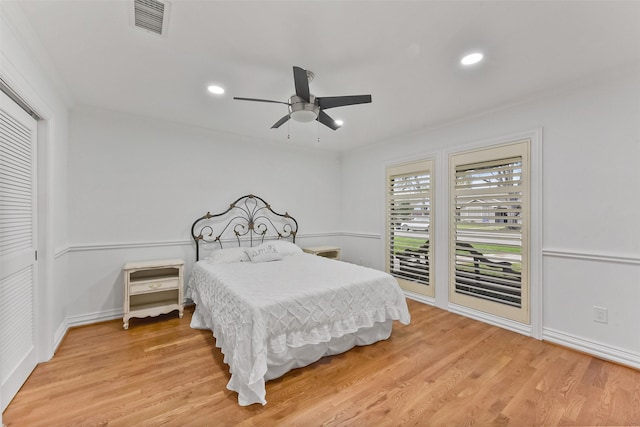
264,319 -> 393,381
191,306 -> 392,406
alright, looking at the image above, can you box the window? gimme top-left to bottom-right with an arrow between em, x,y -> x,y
449,140 -> 530,323
386,159 -> 434,297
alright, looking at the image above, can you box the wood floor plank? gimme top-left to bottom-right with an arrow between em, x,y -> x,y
3,299 -> 640,426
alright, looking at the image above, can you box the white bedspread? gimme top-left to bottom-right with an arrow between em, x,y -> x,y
187,253 -> 410,406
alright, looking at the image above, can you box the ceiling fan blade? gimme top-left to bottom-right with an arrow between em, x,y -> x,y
293,66 -> 310,102
316,95 -> 372,110
317,110 -> 340,131
234,97 -> 290,105
271,114 -> 291,129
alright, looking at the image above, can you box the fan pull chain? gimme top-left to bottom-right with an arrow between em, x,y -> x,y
287,117 -> 290,140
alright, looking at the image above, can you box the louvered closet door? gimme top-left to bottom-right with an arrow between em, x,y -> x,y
0,90 -> 38,411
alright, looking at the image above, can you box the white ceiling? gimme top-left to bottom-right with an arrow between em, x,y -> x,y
13,1 -> 640,151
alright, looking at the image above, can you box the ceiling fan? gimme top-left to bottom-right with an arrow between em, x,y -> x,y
233,66 -> 372,130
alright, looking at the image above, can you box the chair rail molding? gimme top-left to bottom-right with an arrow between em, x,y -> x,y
65,232 -> 371,253
543,248 -> 640,265
341,231 -> 381,240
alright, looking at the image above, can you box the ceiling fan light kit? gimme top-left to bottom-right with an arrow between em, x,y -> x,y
289,95 -> 319,123
233,66 -> 372,131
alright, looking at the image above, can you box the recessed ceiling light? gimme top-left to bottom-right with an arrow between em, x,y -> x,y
207,85 -> 225,95
461,52 -> 484,66
335,119 -> 344,126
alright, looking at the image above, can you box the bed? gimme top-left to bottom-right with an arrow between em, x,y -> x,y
186,194 -> 411,406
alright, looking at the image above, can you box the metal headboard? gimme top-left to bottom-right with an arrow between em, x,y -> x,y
190,194 -> 299,261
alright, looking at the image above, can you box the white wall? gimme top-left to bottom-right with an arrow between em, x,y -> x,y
66,106 -> 343,321
340,68 -> 640,367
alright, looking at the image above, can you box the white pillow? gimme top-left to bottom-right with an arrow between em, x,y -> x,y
247,242 -> 284,263
265,240 -> 303,257
206,247 -> 250,264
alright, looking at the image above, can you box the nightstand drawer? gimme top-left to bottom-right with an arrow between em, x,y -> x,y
130,278 -> 179,295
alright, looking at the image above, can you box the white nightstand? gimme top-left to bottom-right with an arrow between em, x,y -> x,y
303,246 -> 341,260
123,259 -> 184,329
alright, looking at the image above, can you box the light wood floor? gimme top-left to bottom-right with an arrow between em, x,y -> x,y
4,299 -> 640,426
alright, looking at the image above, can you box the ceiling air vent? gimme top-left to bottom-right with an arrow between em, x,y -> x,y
133,0 -> 170,36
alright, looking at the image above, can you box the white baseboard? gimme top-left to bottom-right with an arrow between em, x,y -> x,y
67,307 -> 124,328
543,327 -> 640,370
403,290 -> 435,306
52,308 -> 124,352
52,303 -> 198,352
53,318 -> 69,354
52,308 -> 124,354
448,303 -> 533,337
442,306 -> 640,369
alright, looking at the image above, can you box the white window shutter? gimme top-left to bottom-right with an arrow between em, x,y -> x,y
449,140 -> 530,323
386,159 -> 434,297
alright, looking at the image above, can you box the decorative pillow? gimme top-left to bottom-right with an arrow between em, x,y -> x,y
206,247 -> 250,264
265,240 -> 303,257
247,242 -> 284,263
